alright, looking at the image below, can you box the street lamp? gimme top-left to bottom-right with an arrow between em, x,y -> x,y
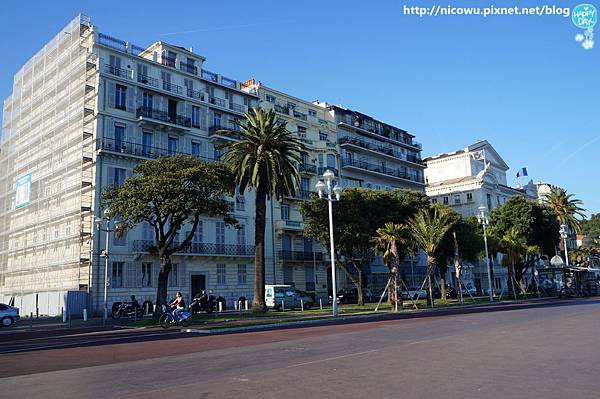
477,205 -> 494,302
315,169 -> 342,317
559,224 -> 569,266
96,208 -> 113,324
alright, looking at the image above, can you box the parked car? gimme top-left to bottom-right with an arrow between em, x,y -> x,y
333,288 -> 375,304
265,285 -> 314,310
0,303 -> 20,327
401,287 -> 428,300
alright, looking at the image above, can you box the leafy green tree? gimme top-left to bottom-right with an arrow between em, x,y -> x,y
581,214 -> 600,240
101,156 -> 234,310
301,188 -> 429,305
499,227 -> 529,298
218,108 -> 305,313
373,223 -> 410,306
407,205 -> 456,306
544,187 -> 586,233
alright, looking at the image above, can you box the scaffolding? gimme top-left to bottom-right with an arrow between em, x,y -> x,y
0,15 -> 97,296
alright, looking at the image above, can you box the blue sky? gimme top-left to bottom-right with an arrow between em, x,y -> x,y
1,0 -> 598,214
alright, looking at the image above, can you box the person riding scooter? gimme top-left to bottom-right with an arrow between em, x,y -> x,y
169,292 -> 185,320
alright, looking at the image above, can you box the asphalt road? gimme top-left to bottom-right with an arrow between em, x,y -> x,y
1,298 -> 599,398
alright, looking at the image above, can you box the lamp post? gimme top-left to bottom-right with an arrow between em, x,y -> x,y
96,208 -> 113,325
477,205 -> 493,302
315,169 -> 342,317
559,224 -> 569,266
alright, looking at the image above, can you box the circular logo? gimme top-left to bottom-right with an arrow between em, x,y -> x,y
572,3 -> 598,29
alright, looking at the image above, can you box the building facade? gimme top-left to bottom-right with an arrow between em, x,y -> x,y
0,15 -> 429,314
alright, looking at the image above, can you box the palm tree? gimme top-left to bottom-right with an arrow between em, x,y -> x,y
500,227 -> 527,300
544,188 -> 586,233
219,108 -> 306,312
373,223 -> 409,308
408,206 -> 455,307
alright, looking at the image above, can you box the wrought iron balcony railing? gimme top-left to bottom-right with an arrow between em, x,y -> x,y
278,250 -> 324,261
179,61 -> 198,75
132,240 -> 255,256
136,106 -> 191,128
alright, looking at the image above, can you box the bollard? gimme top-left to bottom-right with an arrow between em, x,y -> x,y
238,301 -> 242,313
62,307 -> 67,323
282,300 -> 285,312
218,301 -> 223,312
301,299 -> 304,312
244,301 -> 248,311
234,300 -> 238,311
29,312 -> 33,331
319,298 -> 323,310
83,308 -> 88,321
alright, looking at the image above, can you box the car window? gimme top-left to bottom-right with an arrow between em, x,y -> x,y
285,289 -> 295,297
274,289 -> 285,298
0,304 -> 7,311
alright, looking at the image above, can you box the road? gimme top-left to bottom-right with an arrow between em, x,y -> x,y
1,298 -> 599,398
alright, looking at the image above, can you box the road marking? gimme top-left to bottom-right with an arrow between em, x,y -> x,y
286,349 -> 379,368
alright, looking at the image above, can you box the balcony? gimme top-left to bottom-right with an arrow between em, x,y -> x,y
162,81 -> 183,95
275,219 -> 304,232
186,88 -> 205,101
274,104 -> 290,115
339,136 -> 422,164
201,69 -> 218,82
317,166 -> 339,176
293,110 -> 307,121
208,125 -> 241,141
341,158 -> 424,185
278,250 -> 324,262
179,61 -> 198,75
137,73 -> 159,88
338,120 -> 422,150
136,107 -> 191,129
98,137 -> 215,162
299,163 -> 317,174
132,240 -> 254,257
160,56 -> 176,68
104,64 -> 131,80
230,103 -> 246,114
209,96 -> 227,108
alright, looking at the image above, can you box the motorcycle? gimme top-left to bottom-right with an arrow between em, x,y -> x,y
189,294 -> 217,314
111,300 -> 143,319
159,304 -> 192,329
558,287 -> 578,299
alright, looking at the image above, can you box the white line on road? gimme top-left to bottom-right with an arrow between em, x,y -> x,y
286,349 -> 379,368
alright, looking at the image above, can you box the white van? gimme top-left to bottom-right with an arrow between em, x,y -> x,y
265,285 -> 313,310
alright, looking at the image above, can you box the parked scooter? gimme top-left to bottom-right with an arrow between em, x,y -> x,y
558,286 -> 578,299
159,304 -> 192,329
189,291 -> 217,314
111,296 -> 144,319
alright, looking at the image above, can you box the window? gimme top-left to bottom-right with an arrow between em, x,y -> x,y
327,154 -> 336,169
265,94 -> 276,103
443,196 -> 449,205
431,198 -> 438,204
193,221 -> 203,243
213,112 -> 222,128
142,131 -> 153,154
308,109 -> 317,117
168,264 -> 178,287
494,277 -> 502,290
283,267 -> 294,285
487,193 -> 492,210
115,84 -> 127,110
454,194 -> 461,205
237,224 -> 246,245
142,92 -> 153,109
235,193 -> 245,211
191,141 -> 201,157
497,196 -> 501,207
297,125 -> 307,134
191,106 -> 201,128
114,125 -> 125,148
305,266 -> 315,292
281,204 -> 290,220
168,137 -> 178,155
301,177 -> 310,195
111,262 -> 124,288
217,264 -> 226,285
141,263 -> 152,287
287,102 -> 296,109
319,131 -> 328,141
237,264 -> 247,285
466,192 -> 473,202
143,221 -> 154,240
216,221 -> 225,245
108,167 -> 127,187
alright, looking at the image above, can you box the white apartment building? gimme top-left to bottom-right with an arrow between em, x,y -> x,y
424,140 -> 538,293
0,15 -> 430,314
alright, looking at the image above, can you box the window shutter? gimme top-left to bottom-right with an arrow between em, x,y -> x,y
126,123 -> 134,144
107,82 -> 115,109
179,264 -> 187,288
126,262 -> 138,288
126,86 -> 135,113
200,106 -> 207,130
152,263 -> 160,288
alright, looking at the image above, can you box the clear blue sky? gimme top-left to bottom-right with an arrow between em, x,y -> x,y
1,0 -> 598,214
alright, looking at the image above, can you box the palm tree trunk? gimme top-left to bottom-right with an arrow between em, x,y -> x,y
252,185 -> 268,313
439,264 -> 448,302
427,255 -> 435,307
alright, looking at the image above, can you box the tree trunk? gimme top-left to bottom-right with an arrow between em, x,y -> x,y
252,185 -> 268,313
507,259 -> 517,300
155,254 -> 172,316
439,264 -> 448,302
356,267 -> 364,306
427,256 -> 435,307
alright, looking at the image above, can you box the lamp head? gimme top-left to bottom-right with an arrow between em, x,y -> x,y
333,184 -> 342,201
103,208 -> 111,220
323,169 -> 335,183
315,180 -> 325,198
